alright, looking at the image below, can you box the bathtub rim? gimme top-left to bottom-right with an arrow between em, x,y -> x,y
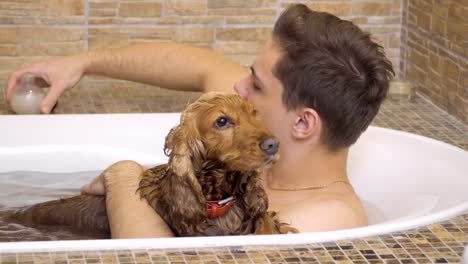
0,204 -> 467,253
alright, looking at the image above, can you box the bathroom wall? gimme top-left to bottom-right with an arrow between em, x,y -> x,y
0,0 -> 402,87
400,0 -> 467,123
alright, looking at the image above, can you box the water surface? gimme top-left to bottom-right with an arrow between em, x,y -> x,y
0,170 -> 101,242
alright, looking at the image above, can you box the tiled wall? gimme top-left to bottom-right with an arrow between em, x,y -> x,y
0,0 -> 402,82
4,0 -> 466,124
400,0 -> 467,123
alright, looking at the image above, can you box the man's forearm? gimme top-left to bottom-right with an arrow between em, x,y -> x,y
82,42 -> 245,93
104,161 -> 174,238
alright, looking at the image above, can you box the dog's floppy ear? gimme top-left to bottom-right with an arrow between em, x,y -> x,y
164,115 -> 206,203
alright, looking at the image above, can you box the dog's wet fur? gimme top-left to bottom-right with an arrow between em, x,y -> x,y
7,93 -> 297,238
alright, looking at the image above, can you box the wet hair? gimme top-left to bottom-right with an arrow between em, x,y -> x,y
272,4 -> 394,151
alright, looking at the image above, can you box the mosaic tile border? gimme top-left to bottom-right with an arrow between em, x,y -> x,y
0,214 -> 467,263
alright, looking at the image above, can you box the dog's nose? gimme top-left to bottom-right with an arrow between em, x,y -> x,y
259,138 -> 279,155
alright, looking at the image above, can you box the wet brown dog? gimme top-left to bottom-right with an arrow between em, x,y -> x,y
9,93 -> 297,238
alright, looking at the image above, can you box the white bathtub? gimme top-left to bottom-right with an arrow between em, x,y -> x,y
0,113 -> 467,252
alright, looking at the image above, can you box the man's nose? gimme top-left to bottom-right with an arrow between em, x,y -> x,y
233,78 -> 250,99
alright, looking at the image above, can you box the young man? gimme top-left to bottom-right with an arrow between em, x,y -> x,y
5,4 -> 394,237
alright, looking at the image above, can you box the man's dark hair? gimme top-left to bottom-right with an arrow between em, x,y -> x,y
273,4 -> 394,151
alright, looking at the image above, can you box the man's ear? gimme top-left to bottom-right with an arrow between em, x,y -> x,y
291,108 -> 320,139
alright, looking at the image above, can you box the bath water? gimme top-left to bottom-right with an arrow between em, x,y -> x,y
0,170 -> 389,242
0,170 -> 101,241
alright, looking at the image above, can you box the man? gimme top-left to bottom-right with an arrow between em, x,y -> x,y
5,4 -> 393,237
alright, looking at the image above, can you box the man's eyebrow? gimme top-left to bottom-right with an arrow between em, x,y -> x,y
249,66 -> 256,78
249,65 -> 264,86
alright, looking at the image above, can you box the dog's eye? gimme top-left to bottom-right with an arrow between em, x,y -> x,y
215,116 -> 231,129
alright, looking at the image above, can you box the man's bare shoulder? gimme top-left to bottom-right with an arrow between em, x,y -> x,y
277,190 -> 368,233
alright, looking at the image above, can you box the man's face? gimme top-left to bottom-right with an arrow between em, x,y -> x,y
234,41 -> 292,141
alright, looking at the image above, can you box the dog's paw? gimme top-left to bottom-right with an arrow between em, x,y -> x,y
268,211 -> 299,234
278,222 -> 299,234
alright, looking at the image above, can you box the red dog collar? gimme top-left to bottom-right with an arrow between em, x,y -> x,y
206,196 -> 235,218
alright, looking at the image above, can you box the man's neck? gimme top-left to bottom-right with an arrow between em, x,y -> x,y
266,143 -> 349,190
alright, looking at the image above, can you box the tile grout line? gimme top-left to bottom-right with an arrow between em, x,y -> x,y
84,0 -> 89,51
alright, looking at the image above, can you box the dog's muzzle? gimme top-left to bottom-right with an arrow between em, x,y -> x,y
259,137 -> 279,156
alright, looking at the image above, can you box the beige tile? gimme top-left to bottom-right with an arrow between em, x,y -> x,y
20,27 -> 84,43
42,0 -> 85,16
351,1 -> 393,16
119,1 -> 162,17
174,27 -> 214,43
0,28 -> 19,44
215,27 -> 271,41
306,1 -> 351,17
207,0 -> 264,8
165,0 -> 205,16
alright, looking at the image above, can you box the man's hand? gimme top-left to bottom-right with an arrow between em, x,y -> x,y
82,160 -> 174,238
5,54 -> 89,114
80,170 -> 107,195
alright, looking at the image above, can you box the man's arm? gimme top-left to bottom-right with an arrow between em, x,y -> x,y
5,42 -> 248,113
85,42 -> 249,93
82,160 -> 174,238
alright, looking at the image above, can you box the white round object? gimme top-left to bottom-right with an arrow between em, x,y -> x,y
10,73 -> 46,115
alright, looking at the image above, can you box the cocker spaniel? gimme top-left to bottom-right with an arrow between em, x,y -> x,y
8,92 -> 297,237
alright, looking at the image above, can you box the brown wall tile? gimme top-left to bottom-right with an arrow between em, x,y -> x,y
351,1 -> 393,16
0,57 -> 48,71
207,0 -> 264,8
0,1 -> 42,16
165,0 -> 206,16
207,8 -> 276,16
43,0 -> 85,16
119,2 -> 162,17
20,42 -> 84,56
89,8 -> 116,17
174,27 -> 214,43
216,27 -> 272,41
0,28 -> 19,43
0,44 -> 18,56
401,0 -> 467,123
214,41 -> 262,55
306,2 -> 351,17
20,27 -> 84,43
88,36 -> 130,50
225,16 -> 276,24
89,1 -> 118,9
